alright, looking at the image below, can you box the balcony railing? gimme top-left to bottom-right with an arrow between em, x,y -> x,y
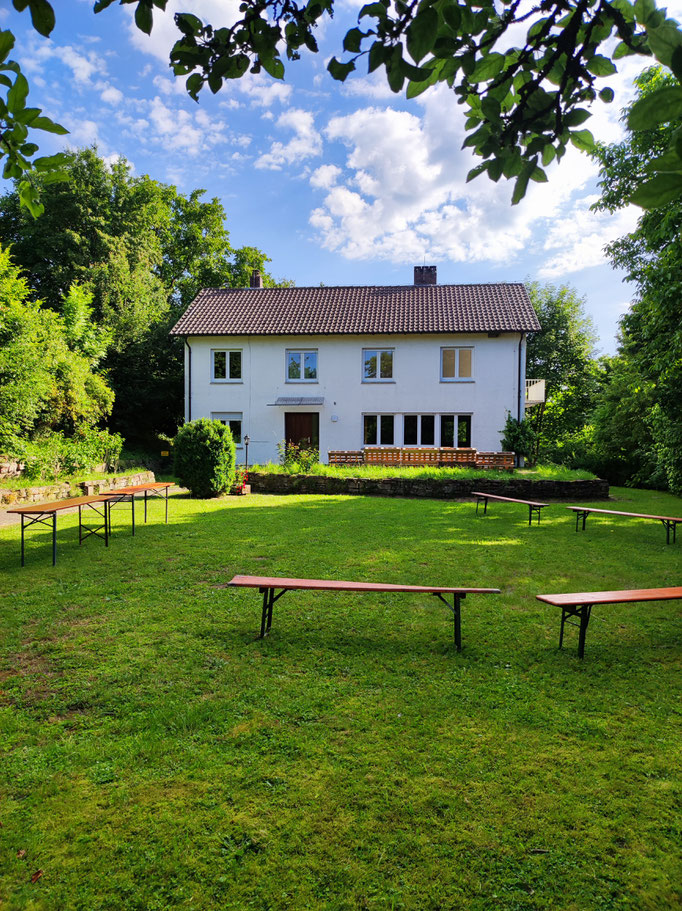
525,378 -> 546,407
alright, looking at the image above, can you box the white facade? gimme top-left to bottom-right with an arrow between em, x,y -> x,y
184,332 -> 528,465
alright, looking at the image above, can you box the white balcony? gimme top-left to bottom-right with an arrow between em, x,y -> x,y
525,378 -> 546,407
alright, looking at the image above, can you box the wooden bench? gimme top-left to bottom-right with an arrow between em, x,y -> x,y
228,574 -> 500,650
472,491 -> 549,526
7,495 -> 111,566
567,505 -> 682,545
537,587 -> 682,658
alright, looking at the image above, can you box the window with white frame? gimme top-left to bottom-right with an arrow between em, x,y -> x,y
211,412 -> 243,445
286,349 -> 318,382
403,414 -> 435,446
363,348 -> 394,381
212,349 -> 242,382
364,414 -> 395,446
441,347 -> 473,381
440,414 -> 472,448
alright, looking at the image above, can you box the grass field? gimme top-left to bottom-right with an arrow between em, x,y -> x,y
1,487 -> 681,910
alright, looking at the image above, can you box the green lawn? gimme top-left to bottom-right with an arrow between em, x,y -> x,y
1,487 -> 681,910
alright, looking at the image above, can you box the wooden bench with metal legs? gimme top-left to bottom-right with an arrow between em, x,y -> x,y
472,491 -> 549,526
229,574 -> 501,650
536,587 -> 682,658
566,505 -> 682,545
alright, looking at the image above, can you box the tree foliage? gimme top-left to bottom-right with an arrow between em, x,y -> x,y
590,68 -> 682,493
5,0 -> 682,210
0,245 -> 113,453
525,281 -> 600,463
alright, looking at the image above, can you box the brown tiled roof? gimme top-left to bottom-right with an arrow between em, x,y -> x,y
170,283 -> 540,336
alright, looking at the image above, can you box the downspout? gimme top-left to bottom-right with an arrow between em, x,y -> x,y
184,338 -> 192,422
517,332 -> 524,422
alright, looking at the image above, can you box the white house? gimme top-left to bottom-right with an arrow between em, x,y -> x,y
170,266 -> 541,465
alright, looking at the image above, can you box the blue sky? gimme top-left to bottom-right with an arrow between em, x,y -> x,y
2,0 -> 678,353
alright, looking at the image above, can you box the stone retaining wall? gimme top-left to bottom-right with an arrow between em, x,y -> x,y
0,471 -> 156,507
248,472 -> 609,500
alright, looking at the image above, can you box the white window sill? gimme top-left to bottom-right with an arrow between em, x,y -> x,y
440,378 -> 475,383
211,379 -> 244,384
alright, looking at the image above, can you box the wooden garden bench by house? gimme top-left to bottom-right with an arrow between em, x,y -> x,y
8,495 -> 111,566
536,587 -> 682,658
472,492 -> 549,526
228,574 -> 500,650
567,506 -> 682,545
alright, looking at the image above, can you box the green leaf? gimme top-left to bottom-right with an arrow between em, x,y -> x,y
328,57 -> 356,81
530,165 -> 548,183
405,8 -> 438,63
628,85 -> 682,130
470,52 -> 505,82
368,41 -> 386,73
481,95 -> 501,120
175,13 -> 203,36
646,22 -> 682,67
599,87 -> 615,102
564,108 -> 591,127
569,129 -> 595,151
646,147 -> 682,173
466,162 -> 488,182
630,172 -> 682,207
670,46 -> 682,81
28,114 -> 68,134
260,55 -> 285,79
185,72 -> 203,99
585,54 -> 617,76
443,4 -> 461,32
386,45 -> 405,93
343,28 -> 365,53
634,0 -> 658,27
541,144 -> 556,166
405,65 -> 439,98
511,168 -> 531,205
32,152 -> 67,171
0,30 -> 15,64
27,0 -> 55,37
359,2 -> 388,20
135,1 -> 154,35
7,73 -> 29,111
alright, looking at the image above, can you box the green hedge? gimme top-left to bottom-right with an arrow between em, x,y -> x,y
173,419 -> 236,498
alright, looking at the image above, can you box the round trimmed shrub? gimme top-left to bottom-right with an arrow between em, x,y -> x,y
173,418 -> 236,498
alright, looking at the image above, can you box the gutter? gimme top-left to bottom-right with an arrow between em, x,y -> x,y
518,332 -> 524,422
184,338 -> 192,422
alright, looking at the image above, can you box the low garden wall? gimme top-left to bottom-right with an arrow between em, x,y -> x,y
248,472 -> 610,500
0,470 -> 156,507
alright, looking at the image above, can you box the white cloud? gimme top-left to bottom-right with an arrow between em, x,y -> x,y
239,77 -> 293,108
99,84 -> 124,105
310,164 -> 341,189
256,109 -> 322,170
127,0 -> 242,63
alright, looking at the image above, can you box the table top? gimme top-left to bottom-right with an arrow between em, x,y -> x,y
472,492 -> 548,507
7,495 -> 105,515
99,482 -> 174,496
229,574 -> 500,595
566,506 -> 682,522
537,587 -> 682,607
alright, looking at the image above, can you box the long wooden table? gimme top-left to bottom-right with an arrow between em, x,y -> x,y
567,505 -> 682,544
99,482 -> 174,534
229,574 -> 501,649
7,496 -> 110,566
537,587 -> 682,658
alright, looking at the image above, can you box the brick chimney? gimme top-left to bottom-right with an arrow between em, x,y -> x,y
250,269 -> 263,288
414,265 -> 437,285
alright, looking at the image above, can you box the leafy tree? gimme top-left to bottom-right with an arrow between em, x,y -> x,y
525,281 -> 600,463
6,0 -> 682,209
0,245 -> 113,453
591,69 -> 682,493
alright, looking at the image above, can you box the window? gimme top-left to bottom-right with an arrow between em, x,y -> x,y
211,412 -> 243,445
363,348 -> 393,381
364,414 -> 395,446
404,414 -> 436,446
457,415 -> 472,447
212,349 -> 242,382
403,413 -> 471,447
441,415 -> 455,448
286,349 -> 318,382
441,347 -> 473,381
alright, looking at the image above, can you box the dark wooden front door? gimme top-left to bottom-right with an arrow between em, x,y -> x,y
285,412 -> 319,449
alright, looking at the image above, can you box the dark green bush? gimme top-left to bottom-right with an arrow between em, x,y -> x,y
173,418 -> 236,498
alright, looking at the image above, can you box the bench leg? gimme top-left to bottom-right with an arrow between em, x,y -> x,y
578,605 -> 592,659
260,588 -> 270,638
20,514 -> 25,567
52,514 -> 57,566
453,595 -> 462,651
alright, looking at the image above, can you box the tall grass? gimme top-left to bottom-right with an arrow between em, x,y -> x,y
252,461 -> 596,481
